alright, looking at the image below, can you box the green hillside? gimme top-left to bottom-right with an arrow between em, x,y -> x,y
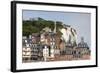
23,17 -> 64,37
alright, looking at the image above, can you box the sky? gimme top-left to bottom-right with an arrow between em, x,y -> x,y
23,10 -> 91,47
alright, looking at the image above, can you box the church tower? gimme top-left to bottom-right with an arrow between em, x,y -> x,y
54,21 -> 56,33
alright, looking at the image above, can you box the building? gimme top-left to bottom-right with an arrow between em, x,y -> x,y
59,37 -> 90,60
31,33 -> 40,44
22,35 -> 43,62
73,37 -> 90,59
22,37 -> 32,62
31,44 -> 43,61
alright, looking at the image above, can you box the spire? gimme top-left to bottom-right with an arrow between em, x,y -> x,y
54,21 -> 56,33
81,37 -> 84,44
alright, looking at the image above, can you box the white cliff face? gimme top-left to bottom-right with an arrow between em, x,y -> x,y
71,28 -> 77,44
40,33 -> 46,43
59,26 -> 77,45
60,28 -> 69,43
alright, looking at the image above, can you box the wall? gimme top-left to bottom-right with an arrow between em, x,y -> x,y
0,0 -> 99,73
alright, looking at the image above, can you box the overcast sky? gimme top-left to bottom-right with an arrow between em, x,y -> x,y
23,10 -> 91,47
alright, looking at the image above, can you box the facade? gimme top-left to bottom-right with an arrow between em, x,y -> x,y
31,44 -> 43,61
22,35 -> 43,62
31,33 -> 40,44
22,37 -> 32,62
73,37 -> 90,59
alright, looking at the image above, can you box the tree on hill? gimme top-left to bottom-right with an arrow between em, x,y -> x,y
23,17 -> 64,37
